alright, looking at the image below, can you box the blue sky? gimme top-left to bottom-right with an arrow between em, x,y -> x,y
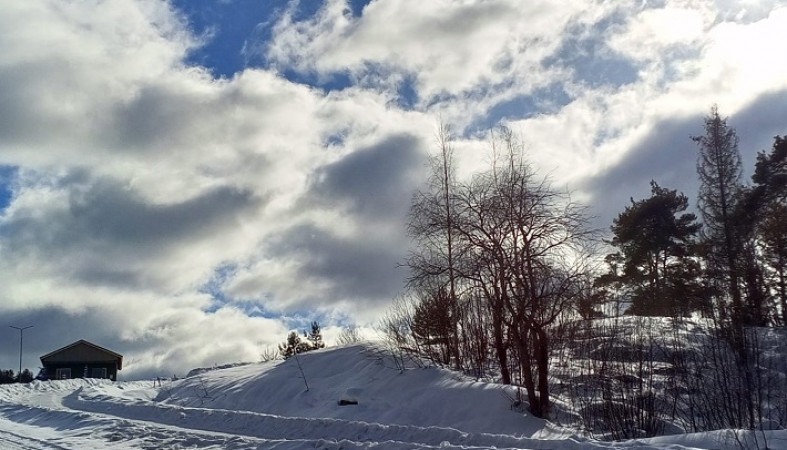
173,0 -> 372,90
172,0 -> 282,77
0,165 -> 16,211
0,0 -> 786,378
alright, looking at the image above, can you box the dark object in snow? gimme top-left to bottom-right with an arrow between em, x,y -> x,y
35,367 -> 48,381
338,399 -> 358,406
186,362 -> 252,378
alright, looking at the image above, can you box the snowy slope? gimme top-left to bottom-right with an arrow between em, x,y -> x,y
0,344 -> 784,449
157,345 -> 548,436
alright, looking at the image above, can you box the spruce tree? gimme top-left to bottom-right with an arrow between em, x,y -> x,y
693,106 -> 745,326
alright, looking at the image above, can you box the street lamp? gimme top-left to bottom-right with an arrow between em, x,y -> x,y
9,325 -> 33,382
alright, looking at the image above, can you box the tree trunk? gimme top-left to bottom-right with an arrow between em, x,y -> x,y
492,306 -> 511,385
534,327 -> 550,419
513,326 -> 539,415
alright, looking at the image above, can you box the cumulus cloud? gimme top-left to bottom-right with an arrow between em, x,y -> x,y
0,0 -> 784,377
223,133 -> 425,317
264,0 -> 593,126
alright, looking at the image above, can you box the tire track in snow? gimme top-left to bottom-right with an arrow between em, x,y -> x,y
64,388 -> 519,448
1,403 -> 520,450
0,428 -> 72,450
62,387 -> 694,450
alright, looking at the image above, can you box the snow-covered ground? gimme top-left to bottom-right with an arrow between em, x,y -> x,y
0,344 -> 784,449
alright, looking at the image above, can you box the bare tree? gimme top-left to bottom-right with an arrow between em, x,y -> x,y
337,325 -> 363,346
407,123 -> 462,369
452,128 -> 595,417
377,295 -> 420,372
405,125 -> 595,418
260,346 -> 281,362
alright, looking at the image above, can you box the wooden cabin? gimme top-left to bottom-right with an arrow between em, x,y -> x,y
40,340 -> 122,380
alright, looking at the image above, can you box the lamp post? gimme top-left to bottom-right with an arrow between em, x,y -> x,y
9,325 -> 33,382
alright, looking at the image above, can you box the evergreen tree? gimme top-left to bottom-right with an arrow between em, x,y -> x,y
306,321 -> 325,350
279,321 -> 325,359
693,106 -> 746,325
0,369 -> 15,384
600,181 -> 704,316
752,136 -> 787,203
17,368 -> 34,383
751,136 -> 787,325
279,331 -> 310,359
758,204 -> 787,325
411,285 -> 456,365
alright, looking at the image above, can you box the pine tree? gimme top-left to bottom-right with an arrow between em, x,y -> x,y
411,285 -> 456,365
752,136 -> 787,325
306,321 -> 325,350
601,181 -> 704,316
279,331 -> 309,359
279,321 -> 325,360
18,368 -> 34,383
0,369 -> 14,384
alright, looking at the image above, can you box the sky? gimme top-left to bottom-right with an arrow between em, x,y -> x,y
0,0 -> 785,379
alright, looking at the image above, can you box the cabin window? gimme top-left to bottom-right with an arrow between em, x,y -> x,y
56,368 -> 71,379
91,367 -> 107,379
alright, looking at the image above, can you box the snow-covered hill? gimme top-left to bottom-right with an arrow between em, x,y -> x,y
0,344 -> 784,449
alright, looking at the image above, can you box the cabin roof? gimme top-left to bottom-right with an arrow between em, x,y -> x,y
40,339 -> 123,370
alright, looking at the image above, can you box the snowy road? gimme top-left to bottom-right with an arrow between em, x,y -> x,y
0,415 -> 73,450
0,403 -> 547,450
0,398 -> 531,450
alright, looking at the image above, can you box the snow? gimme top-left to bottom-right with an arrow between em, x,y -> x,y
0,344 -> 784,449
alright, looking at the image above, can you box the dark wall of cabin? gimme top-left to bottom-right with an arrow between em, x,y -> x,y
42,362 -> 118,380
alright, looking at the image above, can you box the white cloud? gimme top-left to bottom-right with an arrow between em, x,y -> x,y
699,7 -> 787,103
265,0 -> 593,114
610,8 -> 706,52
0,0 -> 421,375
0,0 -> 785,376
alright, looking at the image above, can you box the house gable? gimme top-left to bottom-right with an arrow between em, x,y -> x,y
40,340 -> 123,370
